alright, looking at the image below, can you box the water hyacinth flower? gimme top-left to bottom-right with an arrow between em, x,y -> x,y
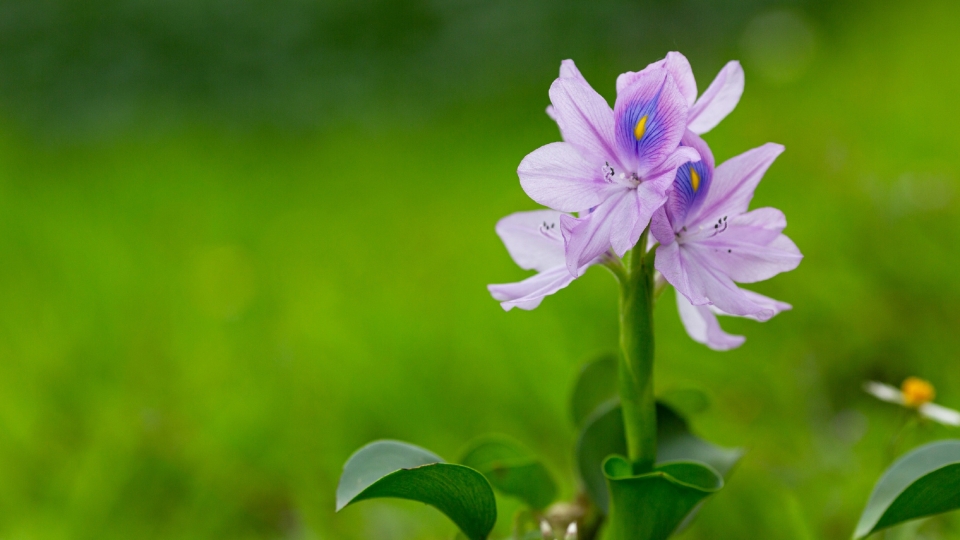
617,52 -> 745,136
521,53 -> 744,277
864,377 -> 960,426
520,59 -> 695,276
487,209 -> 603,311
651,133 -> 802,350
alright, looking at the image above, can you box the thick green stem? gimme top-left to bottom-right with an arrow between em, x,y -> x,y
618,229 -> 657,473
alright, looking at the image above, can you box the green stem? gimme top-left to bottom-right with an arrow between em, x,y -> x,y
618,228 -> 657,472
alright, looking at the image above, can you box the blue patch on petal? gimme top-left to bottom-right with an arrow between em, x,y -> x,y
671,155 -> 711,225
616,85 -> 670,167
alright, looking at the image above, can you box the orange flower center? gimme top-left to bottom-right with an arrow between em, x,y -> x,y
901,377 -> 936,408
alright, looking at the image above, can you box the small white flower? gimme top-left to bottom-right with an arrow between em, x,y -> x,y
864,377 -> 960,427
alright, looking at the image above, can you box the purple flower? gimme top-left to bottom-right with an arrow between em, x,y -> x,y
487,210 -> 602,311
651,133 -> 802,350
620,52 -> 745,136
520,53 -> 745,277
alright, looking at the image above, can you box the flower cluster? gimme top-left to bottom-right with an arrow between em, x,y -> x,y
489,52 -> 802,350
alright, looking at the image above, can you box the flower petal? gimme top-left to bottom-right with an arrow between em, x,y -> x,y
494,210 -> 567,272
864,382 -> 906,405
617,52 -> 697,108
687,61 -> 744,134
663,132 -> 712,229
559,189 -> 633,275
692,143 -> 785,224
682,246 -> 783,319
920,403 -> 960,426
518,142 -> 614,212
654,240 -> 709,305
695,210 -> 802,284
734,289 -> 792,321
549,60 -> 620,167
676,289 -> 745,351
488,266 -> 577,311
650,205 -> 676,246
613,68 -> 688,177
608,190 -> 643,257
624,170 -> 677,246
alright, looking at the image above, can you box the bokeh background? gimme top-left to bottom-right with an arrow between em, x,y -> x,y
1,0 -> 959,538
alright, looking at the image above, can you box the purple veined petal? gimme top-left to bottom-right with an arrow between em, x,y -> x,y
645,143 -> 703,180
494,210 -> 567,272
549,60 -> 621,168
687,61 -> 744,135
660,133 -> 711,229
488,265 -> 578,311
681,206 -> 785,252
676,289 -> 746,351
559,59 -> 585,80
645,230 -> 658,253
617,52 -> 698,108
654,240 -> 710,305
613,68 -> 688,177
692,143 -> 785,225
682,246 -> 780,319
696,219 -> 802,284
607,190 -> 642,257
609,183 -> 670,257
726,206 -> 787,236
518,142 -> 616,213
920,403 -> 960,426
607,145 -> 689,253
546,105 -> 557,121
650,206 -> 676,246
559,189 -> 633,275
620,173 -> 672,252
735,289 -> 792,321
863,381 -> 906,405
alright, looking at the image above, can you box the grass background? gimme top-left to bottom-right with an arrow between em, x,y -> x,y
1,0 -> 960,538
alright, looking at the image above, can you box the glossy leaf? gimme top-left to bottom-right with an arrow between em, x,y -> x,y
570,353 -> 619,428
576,402 -> 742,513
459,435 -> 558,510
603,456 -> 722,540
854,440 -> 960,539
337,440 -> 497,540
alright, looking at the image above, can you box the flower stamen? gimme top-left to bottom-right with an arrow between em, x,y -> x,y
902,377 -> 936,408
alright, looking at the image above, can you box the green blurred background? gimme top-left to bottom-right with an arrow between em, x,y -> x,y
1,0 -> 959,538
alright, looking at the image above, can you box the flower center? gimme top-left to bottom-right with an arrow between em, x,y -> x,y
603,162 -> 641,188
901,377 -> 935,408
674,216 -> 728,243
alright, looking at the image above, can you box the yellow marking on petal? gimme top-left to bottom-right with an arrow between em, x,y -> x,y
690,167 -> 700,192
902,377 -> 936,408
634,115 -> 648,140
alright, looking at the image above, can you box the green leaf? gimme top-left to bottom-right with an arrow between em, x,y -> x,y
603,455 -> 722,540
337,440 -> 497,540
459,435 -> 558,510
570,352 -> 619,428
576,400 -> 627,513
854,439 -> 960,539
657,404 -> 743,478
576,402 -> 742,513
658,387 -> 711,417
